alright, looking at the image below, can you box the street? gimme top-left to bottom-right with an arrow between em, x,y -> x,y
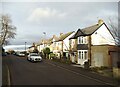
2,55 -> 117,86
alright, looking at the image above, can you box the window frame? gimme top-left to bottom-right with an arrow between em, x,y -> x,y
78,50 -> 88,60
78,36 -> 87,44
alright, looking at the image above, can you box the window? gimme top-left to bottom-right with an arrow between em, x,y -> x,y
78,36 -> 87,44
78,50 -> 88,59
78,37 -> 80,44
84,51 -> 87,59
79,51 -> 81,59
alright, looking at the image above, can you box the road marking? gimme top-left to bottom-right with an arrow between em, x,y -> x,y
44,61 -> 115,86
6,65 -> 11,86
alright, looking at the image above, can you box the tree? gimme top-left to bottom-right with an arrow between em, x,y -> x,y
0,14 -> 16,46
108,16 -> 120,46
43,47 -> 50,59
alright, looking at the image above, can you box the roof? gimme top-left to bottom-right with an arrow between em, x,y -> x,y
76,23 -> 103,38
70,20 -> 107,39
55,31 -> 74,42
28,45 -> 34,48
38,35 -> 58,45
82,24 -> 101,35
70,29 -> 85,39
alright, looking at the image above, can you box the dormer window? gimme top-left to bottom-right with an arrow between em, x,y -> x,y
78,36 -> 87,44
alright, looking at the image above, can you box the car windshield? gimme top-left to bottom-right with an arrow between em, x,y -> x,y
30,53 -> 39,56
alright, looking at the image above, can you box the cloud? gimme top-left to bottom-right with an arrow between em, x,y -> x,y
27,7 -> 67,22
2,0 -> 119,2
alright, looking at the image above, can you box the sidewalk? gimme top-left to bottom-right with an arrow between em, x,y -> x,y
45,59 -> 119,86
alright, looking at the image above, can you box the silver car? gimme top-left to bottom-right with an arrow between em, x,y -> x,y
27,53 -> 42,62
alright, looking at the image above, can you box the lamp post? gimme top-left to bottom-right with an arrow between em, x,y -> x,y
43,32 -> 46,48
25,42 -> 27,55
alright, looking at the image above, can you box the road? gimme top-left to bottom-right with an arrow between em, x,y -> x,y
2,55 -> 117,86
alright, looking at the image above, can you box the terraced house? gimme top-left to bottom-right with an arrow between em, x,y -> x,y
37,35 -> 58,53
28,43 -> 37,53
69,33 -> 78,63
53,32 -> 75,59
70,19 -> 115,67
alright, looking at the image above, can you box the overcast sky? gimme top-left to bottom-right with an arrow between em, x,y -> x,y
1,0 -> 119,50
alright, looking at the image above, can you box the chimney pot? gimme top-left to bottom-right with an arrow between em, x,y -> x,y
60,33 -> 63,36
98,19 -> 104,25
53,35 -> 56,38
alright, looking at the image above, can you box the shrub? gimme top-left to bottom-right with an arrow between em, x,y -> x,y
50,53 -> 56,59
43,47 -> 50,59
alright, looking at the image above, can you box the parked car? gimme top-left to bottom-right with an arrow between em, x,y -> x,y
27,53 -> 42,62
19,52 -> 25,57
2,52 -> 7,56
16,52 -> 25,57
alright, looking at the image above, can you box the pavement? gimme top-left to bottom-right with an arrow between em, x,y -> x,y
45,59 -> 119,86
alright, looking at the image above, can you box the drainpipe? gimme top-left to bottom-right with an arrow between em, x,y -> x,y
88,36 -> 92,65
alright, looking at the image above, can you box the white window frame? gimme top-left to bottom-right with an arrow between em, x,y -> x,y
78,36 -> 87,44
78,50 -> 88,60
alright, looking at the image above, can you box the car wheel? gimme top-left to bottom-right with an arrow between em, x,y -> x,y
30,59 -> 34,62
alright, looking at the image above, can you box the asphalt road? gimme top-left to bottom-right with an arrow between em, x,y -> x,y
2,55 -> 117,86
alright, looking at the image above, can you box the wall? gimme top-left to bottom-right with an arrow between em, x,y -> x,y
39,44 -> 44,52
63,32 -> 75,52
91,46 -> 111,67
69,38 -> 77,63
91,24 -> 115,45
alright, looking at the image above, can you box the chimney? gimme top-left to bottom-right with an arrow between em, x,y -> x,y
98,19 -> 104,25
60,33 -> 63,36
32,42 -> 35,46
53,35 -> 56,38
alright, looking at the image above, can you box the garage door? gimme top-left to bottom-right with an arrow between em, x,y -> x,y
94,53 -> 103,67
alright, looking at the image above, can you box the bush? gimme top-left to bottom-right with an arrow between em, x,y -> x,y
99,66 -> 109,70
90,67 -> 100,72
84,61 -> 90,69
50,53 -> 56,59
43,47 -> 50,59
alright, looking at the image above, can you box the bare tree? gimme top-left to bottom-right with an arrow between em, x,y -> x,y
108,16 -> 120,46
0,14 -> 16,46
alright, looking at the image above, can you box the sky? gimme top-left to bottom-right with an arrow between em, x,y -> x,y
1,0 -> 119,51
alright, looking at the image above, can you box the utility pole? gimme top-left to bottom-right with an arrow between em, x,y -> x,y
43,32 -> 46,48
25,42 -> 27,55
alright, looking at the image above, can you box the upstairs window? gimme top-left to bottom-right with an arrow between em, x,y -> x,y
78,36 -> 87,44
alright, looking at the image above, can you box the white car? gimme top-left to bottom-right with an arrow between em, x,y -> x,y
27,53 -> 42,62
17,52 -> 25,57
18,53 -> 25,57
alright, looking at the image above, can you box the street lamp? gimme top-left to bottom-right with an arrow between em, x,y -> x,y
43,32 -> 46,48
25,42 -> 27,54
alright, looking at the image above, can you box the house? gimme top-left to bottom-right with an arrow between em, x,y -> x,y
28,46 -> 34,53
70,19 -> 115,67
37,35 -> 58,53
53,31 -> 75,59
37,39 -> 49,53
49,35 -> 58,52
28,43 -> 37,53
69,33 -> 77,63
